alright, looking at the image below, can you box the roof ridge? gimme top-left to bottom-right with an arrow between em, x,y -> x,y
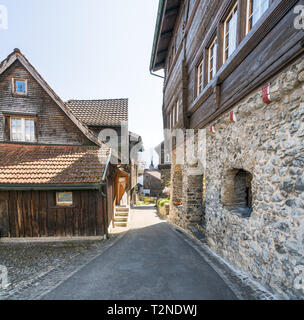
67,98 -> 128,102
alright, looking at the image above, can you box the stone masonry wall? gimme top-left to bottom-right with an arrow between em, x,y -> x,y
204,55 -> 304,299
169,148 -> 204,230
159,165 -> 171,190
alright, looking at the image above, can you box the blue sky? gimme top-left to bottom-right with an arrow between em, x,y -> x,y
0,0 -> 164,166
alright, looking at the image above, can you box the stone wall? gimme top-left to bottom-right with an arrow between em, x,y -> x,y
169,147 -> 205,229
168,55 -> 304,298
204,55 -> 304,299
159,164 -> 171,190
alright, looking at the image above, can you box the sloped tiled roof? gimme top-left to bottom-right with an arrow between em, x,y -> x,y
145,170 -> 161,181
0,143 -> 110,185
66,99 -> 128,127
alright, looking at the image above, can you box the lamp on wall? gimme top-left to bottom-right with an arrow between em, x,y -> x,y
210,125 -> 215,134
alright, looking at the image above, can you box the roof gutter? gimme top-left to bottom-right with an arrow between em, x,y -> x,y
102,148 -> 112,183
0,183 -> 105,191
150,0 -> 166,74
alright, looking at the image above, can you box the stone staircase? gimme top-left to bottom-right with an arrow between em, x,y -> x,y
114,206 -> 130,228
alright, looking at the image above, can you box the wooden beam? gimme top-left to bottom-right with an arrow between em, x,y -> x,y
157,49 -> 168,57
161,29 -> 174,38
165,6 -> 180,17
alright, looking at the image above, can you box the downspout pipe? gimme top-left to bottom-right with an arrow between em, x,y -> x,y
102,148 -> 112,183
100,148 -> 112,198
150,70 -> 165,79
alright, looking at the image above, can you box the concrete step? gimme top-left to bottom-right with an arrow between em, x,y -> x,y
114,222 -> 128,227
114,217 -> 128,223
116,207 -> 130,213
115,211 -> 129,217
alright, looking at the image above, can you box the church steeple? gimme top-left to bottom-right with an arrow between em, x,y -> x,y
149,157 -> 155,170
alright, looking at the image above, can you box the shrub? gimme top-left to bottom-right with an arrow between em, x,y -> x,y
157,198 -> 170,207
143,197 -> 156,204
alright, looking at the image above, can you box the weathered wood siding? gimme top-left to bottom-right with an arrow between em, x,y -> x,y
0,190 -> 107,237
0,60 -> 94,145
163,0 -> 304,131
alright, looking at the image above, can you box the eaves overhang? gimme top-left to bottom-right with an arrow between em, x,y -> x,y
150,0 -> 182,72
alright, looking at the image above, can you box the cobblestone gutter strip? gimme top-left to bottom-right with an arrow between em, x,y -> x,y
0,232 -> 127,300
167,221 -> 281,301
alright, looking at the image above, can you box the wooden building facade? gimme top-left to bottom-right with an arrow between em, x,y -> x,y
0,49 -> 116,238
151,0 -> 304,131
0,190 -> 107,238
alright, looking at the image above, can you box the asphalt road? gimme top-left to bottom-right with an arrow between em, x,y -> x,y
42,206 -> 237,300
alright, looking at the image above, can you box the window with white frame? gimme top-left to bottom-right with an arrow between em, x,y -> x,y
246,0 -> 269,33
223,2 -> 238,63
56,192 -> 73,207
208,37 -> 217,82
10,117 -> 35,142
197,59 -> 204,96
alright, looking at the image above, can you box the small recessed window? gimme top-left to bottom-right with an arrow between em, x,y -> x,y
246,0 -> 269,34
10,117 -> 36,142
56,192 -> 73,207
13,78 -> 27,95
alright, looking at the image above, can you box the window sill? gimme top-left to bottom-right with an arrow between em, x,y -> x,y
10,140 -> 37,144
227,206 -> 252,218
51,205 -> 77,209
12,93 -> 28,98
190,81 -> 214,115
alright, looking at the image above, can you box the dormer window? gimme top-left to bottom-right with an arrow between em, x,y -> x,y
10,117 -> 36,142
13,78 -> 27,95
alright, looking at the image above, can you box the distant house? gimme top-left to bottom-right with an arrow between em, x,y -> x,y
155,141 -> 171,193
143,162 -> 162,197
0,49 -> 141,237
66,100 -> 141,207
